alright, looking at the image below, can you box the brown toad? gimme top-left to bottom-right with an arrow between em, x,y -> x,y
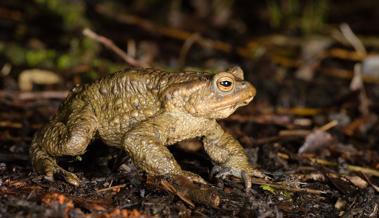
30,66 -> 265,188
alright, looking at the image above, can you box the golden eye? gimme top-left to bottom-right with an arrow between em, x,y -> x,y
216,77 -> 234,92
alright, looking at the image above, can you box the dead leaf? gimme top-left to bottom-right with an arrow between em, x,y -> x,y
18,69 -> 61,91
345,175 -> 368,189
296,37 -> 332,81
298,130 -> 334,154
362,55 -> 379,78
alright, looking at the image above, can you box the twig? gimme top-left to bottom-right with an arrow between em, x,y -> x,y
0,153 -> 29,162
309,157 -> 379,177
276,107 -> 323,116
362,173 -> 379,193
0,121 -> 22,128
340,24 -> 372,116
322,67 -> 379,84
95,4 -> 379,83
82,28 -> 147,67
252,177 -> 329,195
369,203 -> 378,217
352,64 -> 371,116
95,5 -> 232,53
178,33 -> 201,67
318,120 -> 338,132
96,184 -> 126,193
279,129 -> 310,137
252,135 -> 282,145
323,48 -> 366,61
279,120 -> 338,137
253,120 -> 338,146
228,113 -> 291,126
0,91 -> 68,100
279,152 -> 379,182
160,180 -> 195,208
340,23 -> 367,56
0,121 -> 42,129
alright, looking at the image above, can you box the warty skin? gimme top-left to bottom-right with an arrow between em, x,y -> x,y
30,66 -> 265,187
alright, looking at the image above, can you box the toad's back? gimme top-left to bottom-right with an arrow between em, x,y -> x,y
57,68 -> 211,146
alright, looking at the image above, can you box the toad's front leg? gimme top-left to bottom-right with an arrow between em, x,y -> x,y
203,121 -> 267,190
122,115 -> 206,184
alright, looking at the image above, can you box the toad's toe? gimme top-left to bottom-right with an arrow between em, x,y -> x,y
59,169 -> 80,186
211,165 -> 242,179
211,166 -> 253,192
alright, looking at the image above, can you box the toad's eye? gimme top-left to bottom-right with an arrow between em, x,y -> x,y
216,77 -> 234,92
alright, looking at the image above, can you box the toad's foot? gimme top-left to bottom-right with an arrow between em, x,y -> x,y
210,166 -> 269,192
37,159 -> 80,186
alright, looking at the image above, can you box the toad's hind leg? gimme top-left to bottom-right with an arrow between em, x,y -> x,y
30,106 -> 97,186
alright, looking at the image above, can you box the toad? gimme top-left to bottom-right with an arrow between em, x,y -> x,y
30,66 -> 265,189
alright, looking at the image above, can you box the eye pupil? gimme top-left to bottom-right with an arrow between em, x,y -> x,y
220,80 -> 232,87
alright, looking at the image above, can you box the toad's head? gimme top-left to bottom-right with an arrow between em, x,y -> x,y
162,66 -> 256,119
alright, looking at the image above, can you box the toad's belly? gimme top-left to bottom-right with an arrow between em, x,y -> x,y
164,113 -> 214,145
96,113 -> 152,147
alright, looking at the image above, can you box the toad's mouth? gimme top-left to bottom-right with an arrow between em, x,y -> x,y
212,94 -> 255,112
242,95 -> 254,105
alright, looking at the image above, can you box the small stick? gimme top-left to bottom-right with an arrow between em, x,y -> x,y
178,33 -> 200,67
0,91 -> 68,100
0,121 -> 42,129
0,121 -> 22,128
82,28 -> 147,67
310,158 -> 379,177
278,120 -> 338,137
95,5 -> 232,53
318,120 -> 338,132
279,152 -> 379,178
160,180 -> 195,208
369,203 -> 378,217
0,153 -> 29,162
340,23 -> 367,56
322,67 -> 379,84
252,177 -> 329,195
279,129 -> 310,137
323,48 -> 365,61
96,184 -> 126,193
352,64 -> 371,116
277,152 -> 379,181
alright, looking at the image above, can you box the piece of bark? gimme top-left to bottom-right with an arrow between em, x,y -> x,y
147,175 -> 220,208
